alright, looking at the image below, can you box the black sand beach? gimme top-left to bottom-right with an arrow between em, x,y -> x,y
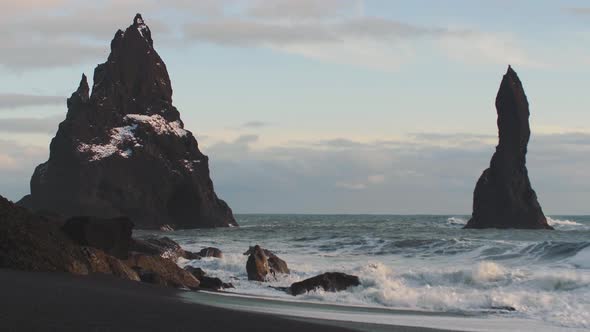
0,269 -> 450,332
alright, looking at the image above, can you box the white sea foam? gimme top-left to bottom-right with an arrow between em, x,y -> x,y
446,217 -> 467,226
178,251 -> 590,329
160,215 -> 590,330
547,217 -> 587,230
568,246 -> 590,269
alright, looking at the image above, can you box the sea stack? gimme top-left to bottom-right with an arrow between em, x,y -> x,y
22,14 -> 237,229
465,66 -> 552,230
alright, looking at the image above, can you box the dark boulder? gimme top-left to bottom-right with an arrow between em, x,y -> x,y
132,237 -> 183,260
0,195 -> 138,281
23,13 -> 236,230
290,272 -> 360,296
124,252 -> 199,289
184,266 -> 233,290
198,247 -> 223,259
199,276 -> 232,290
465,66 -> 553,230
244,245 -> 289,280
61,216 -> 133,259
184,266 -> 207,279
131,237 -> 202,261
267,253 -> 289,275
244,245 -> 270,281
83,247 -> 140,281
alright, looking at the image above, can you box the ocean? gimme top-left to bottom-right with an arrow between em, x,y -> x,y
137,215 -> 590,331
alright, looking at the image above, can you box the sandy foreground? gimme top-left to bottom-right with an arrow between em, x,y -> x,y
0,269 -> 449,332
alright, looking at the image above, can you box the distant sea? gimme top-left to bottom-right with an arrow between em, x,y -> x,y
136,215 -> 590,330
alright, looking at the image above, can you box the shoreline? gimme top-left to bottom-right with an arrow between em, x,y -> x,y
0,269 -> 450,332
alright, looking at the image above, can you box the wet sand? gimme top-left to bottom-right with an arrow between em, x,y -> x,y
0,269 -> 450,332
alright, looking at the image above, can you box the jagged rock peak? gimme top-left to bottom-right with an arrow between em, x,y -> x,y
92,13 -> 171,106
67,73 -> 89,108
25,13 -> 237,229
77,74 -> 89,100
465,66 -> 552,230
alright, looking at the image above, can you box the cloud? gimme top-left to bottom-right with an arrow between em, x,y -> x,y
0,1 -> 169,70
183,12 -> 540,70
0,94 -> 65,109
202,131 -> 590,214
0,0 -> 542,71
565,7 -> 590,16
246,0 -> 363,19
0,115 -> 63,134
439,32 -> 548,68
241,121 -> 272,128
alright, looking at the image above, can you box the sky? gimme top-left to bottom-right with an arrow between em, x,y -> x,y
1,0 -> 590,214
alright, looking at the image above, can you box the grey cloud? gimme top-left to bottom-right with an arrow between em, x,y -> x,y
247,0 -> 362,19
0,115 -> 63,134
184,17 -> 461,46
565,7 -> 590,15
204,132 -> 590,214
184,19 -> 335,45
0,3 -> 170,70
242,121 -> 271,128
0,39 -> 105,70
0,94 -> 65,109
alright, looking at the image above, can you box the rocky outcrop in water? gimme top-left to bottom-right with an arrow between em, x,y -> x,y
465,66 -> 552,230
198,247 -> 223,259
184,266 -> 234,290
289,272 -> 360,296
244,245 -> 289,281
131,237 -> 194,261
245,245 -> 270,281
23,14 -> 236,229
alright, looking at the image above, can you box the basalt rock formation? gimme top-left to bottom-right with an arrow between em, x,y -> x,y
61,216 -> 134,259
0,195 -> 138,280
465,66 -> 552,230
1,194 -> 201,289
244,245 -> 289,281
289,272 -> 360,296
23,14 -> 236,229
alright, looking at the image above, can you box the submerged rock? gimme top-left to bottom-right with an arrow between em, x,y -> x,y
24,13 -> 236,229
244,245 -> 289,281
245,245 -> 270,281
465,66 -> 553,230
184,266 -> 234,290
61,216 -> 133,259
198,247 -> 223,259
290,272 -> 360,296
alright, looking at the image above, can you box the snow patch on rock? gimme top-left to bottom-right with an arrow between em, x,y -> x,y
125,114 -> 187,137
78,124 -> 139,161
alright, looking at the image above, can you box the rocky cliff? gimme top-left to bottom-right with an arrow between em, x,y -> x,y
465,66 -> 552,229
23,14 -> 236,229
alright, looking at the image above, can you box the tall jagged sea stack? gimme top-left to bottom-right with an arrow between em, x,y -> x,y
22,14 -> 237,229
465,66 -> 552,230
